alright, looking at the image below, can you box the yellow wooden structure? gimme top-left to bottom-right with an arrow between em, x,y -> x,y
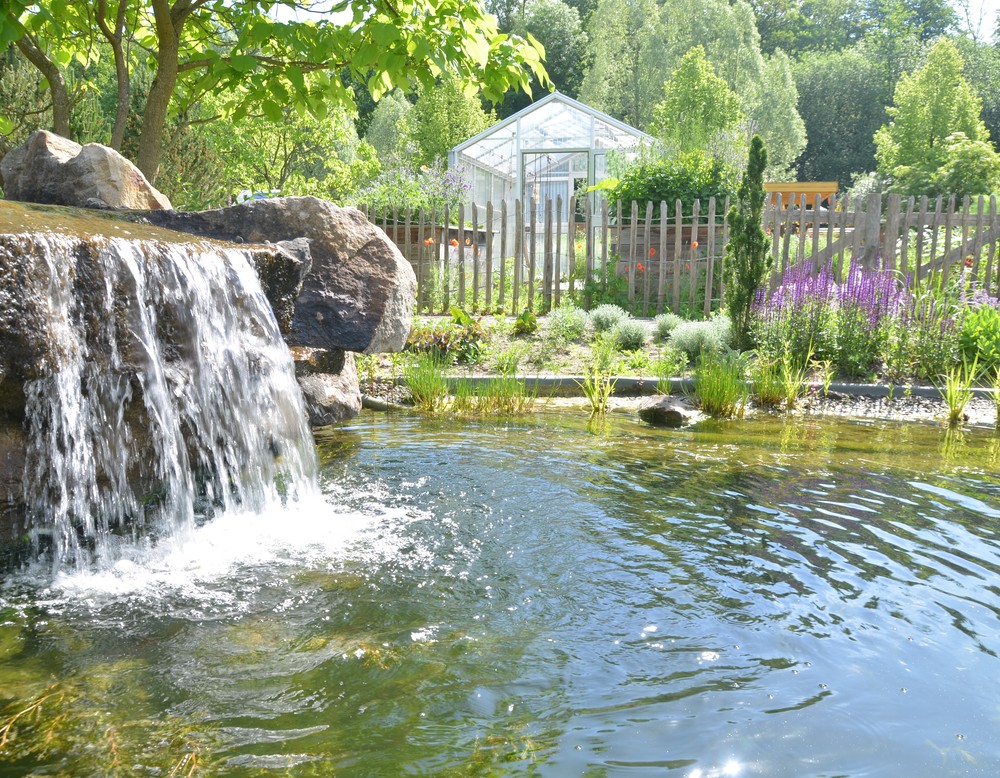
765,182 -> 838,209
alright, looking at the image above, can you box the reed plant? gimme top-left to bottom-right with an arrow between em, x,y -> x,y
781,345 -> 813,409
652,346 -> 688,382
992,366 -> 1000,426
937,355 -> 979,426
403,354 -> 450,413
693,351 -> 748,418
750,355 -> 784,407
451,376 -> 535,416
810,359 -> 835,396
577,366 -> 617,415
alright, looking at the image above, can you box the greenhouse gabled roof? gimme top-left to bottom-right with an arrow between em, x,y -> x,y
450,92 -> 653,179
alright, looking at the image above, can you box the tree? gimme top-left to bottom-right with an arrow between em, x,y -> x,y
578,0 -> 669,129
1,0 -> 547,183
407,76 -> 496,165
874,38 -> 990,193
496,0 -> 589,118
365,90 -> 413,162
725,135 -> 769,351
794,48 -> 886,185
649,46 -> 744,153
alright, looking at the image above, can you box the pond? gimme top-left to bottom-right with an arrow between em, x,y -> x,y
2,412 -> 1000,776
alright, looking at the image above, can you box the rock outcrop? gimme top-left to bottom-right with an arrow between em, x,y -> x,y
143,197 -> 416,355
1,130 -> 172,210
637,395 -> 703,428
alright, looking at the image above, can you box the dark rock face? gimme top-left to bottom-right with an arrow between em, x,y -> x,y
637,395 -> 702,428
144,197 -> 416,354
1,130 -> 172,210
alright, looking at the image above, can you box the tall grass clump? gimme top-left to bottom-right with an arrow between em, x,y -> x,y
652,346 -> 688,382
937,355 -> 979,426
610,318 -> 648,351
750,355 -> 784,407
780,344 -> 813,409
577,334 -> 620,414
404,354 -> 450,413
589,304 -> 629,334
693,351 -> 748,418
670,313 -> 732,361
654,312 -> 683,341
452,376 -> 536,416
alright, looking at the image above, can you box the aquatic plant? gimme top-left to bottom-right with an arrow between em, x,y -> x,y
652,346 -> 688,382
403,354 -> 450,412
937,355 -> 979,426
452,376 -> 536,416
693,350 -> 748,418
750,354 -> 784,408
780,344 -> 814,410
577,366 -> 617,415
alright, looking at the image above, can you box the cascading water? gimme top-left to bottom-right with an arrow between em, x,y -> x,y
17,232 -> 317,569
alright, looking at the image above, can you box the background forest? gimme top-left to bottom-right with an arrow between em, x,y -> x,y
2,0 -> 1000,210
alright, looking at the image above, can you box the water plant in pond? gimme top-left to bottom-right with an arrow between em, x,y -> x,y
692,350 -> 748,417
937,355 -> 979,426
781,343 -> 814,410
451,376 -> 536,416
404,354 -> 450,413
810,358 -> 835,396
750,354 -> 784,408
652,346 -> 688,382
577,366 -> 617,415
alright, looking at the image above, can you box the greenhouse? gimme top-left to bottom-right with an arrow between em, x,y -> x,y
448,92 -> 653,220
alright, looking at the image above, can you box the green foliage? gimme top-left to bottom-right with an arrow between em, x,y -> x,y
408,76 -> 496,165
452,376 -> 536,416
669,314 -> 732,361
609,318 -> 648,351
404,354 -> 451,412
547,304 -> 588,343
929,132 -> 1000,198
692,350 -> 748,418
875,39 -> 992,195
514,309 -> 539,336
491,341 -> 531,374
608,149 -> 737,219
589,304 -> 630,334
750,355 -> 785,407
406,312 -> 487,364
652,346 -> 688,381
961,303 -> 1000,371
353,153 -> 469,215
653,312 -> 683,341
365,89 -> 413,162
724,135 -> 770,351
649,46 -> 744,153
937,355 -> 979,426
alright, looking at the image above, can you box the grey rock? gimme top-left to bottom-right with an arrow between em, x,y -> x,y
637,395 -> 702,428
144,197 -> 416,354
296,353 -> 362,426
2,130 -> 172,210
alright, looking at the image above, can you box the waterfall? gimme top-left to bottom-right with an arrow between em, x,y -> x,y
18,233 -> 317,568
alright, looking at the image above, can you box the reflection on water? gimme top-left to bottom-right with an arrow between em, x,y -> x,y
2,413 -> 1000,776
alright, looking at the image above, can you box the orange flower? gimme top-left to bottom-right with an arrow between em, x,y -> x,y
450,238 -> 459,247
423,237 -> 434,245
649,247 -> 656,257
575,242 -> 583,251
684,262 -> 690,270
465,237 -> 472,246
691,240 -> 699,249
637,262 -> 645,272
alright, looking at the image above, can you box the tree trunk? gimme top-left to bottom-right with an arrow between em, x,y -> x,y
15,35 -> 71,138
136,0 -> 182,183
96,0 -> 131,151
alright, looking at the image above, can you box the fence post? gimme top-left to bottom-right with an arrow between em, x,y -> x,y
528,197 -> 538,311
513,199 -> 523,315
883,195 -> 901,272
657,201 -> 668,315
642,201 -> 653,316
627,200 -> 639,309
499,200 -> 508,312
704,196 -> 716,318
472,203 -> 480,312
543,197 -> 554,312
485,202 -> 494,312
585,197 -> 595,309
672,200 -> 683,314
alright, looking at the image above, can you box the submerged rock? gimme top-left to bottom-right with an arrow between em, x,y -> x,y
637,395 -> 703,428
293,349 -> 363,426
143,197 -> 416,355
1,130 -> 172,210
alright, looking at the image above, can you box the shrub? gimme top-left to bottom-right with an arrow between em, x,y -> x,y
407,310 -> 486,364
608,149 -> 736,219
547,305 -> 588,344
960,302 -> 1000,371
589,304 -> 629,334
670,314 -> 731,360
610,319 -> 648,351
653,312 -> 683,341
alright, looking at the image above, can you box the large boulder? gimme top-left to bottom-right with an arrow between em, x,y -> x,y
1,130 -> 172,210
637,395 -> 703,428
144,197 -> 416,354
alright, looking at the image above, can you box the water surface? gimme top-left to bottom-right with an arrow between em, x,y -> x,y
2,412 -> 1000,776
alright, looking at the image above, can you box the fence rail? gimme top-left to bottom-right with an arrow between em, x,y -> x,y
361,192 -> 1000,318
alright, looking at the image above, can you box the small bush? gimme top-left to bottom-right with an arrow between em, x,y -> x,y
669,314 -> 731,360
610,318 -> 648,351
590,304 -> 629,334
547,305 -> 588,343
513,309 -> 538,336
961,303 -> 1000,371
491,342 -> 530,375
653,313 -> 683,342
407,313 -> 487,364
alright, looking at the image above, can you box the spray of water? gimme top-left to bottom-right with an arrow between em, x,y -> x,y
17,234 -> 318,570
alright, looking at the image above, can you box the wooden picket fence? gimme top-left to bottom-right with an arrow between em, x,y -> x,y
360,192 -> 1000,318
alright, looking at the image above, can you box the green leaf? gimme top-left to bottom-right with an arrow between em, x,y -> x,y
229,54 -> 257,74
262,100 -> 282,122
0,115 -> 13,135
